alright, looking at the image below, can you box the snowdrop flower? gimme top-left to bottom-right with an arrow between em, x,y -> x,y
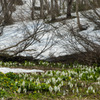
81,82 -> 84,87
75,83 -> 77,87
98,81 -> 100,85
86,90 -> 89,94
30,77 -> 34,82
52,78 -> 56,85
19,74 -> 22,77
79,73 -> 83,78
49,71 -> 53,76
2,88 -> 5,91
72,89 -> 75,93
61,71 -> 66,76
46,79 -> 51,84
57,86 -> 60,92
36,78 -> 40,85
22,81 -> 25,87
88,86 -> 93,90
36,78 -> 40,82
97,77 -> 100,81
93,89 -> 95,93
89,75 -> 93,79
63,90 -> 66,95
15,81 -> 18,85
68,81 -> 71,86
44,79 -> 46,82
17,88 -> 21,93
23,88 -> 27,93
61,81 -> 63,86
69,83 -> 73,88
56,71 -> 61,76
1,97 -> 4,100
88,68 -> 91,72
58,84 -> 62,87
57,77 -> 62,81
76,88 -> 79,93
54,86 -> 58,93
49,86 -> 53,93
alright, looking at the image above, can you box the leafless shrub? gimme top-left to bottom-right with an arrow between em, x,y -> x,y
0,0 -> 57,59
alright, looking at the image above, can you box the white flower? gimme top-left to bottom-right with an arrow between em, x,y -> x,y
61,81 -> 63,86
15,81 -> 18,85
88,86 -> 93,90
30,77 -> 34,82
52,78 -> 56,85
57,77 -> 62,81
93,89 -> 95,93
17,88 -> 21,93
1,97 -> 4,100
46,79 -> 51,84
63,90 -> 66,95
61,71 -> 66,76
89,75 -> 93,79
75,83 -> 77,87
22,81 -> 25,87
97,77 -> 100,81
23,88 -> 27,93
70,83 -> 73,88
57,86 -> 60,92
54,86 -> 58,93
76,88 -> 79,93
81,82 -> 84,87
98,81 -> 100,85
72,89 -> 75,93
49,71 -> 53,76
56,71 -> 61,76
19,74 -> 22,77
36,78 -> 40,84
86,90 -> 89,94
49,86 -> 53,93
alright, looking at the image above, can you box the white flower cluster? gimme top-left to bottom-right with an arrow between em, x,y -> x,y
86,86 -> 95,94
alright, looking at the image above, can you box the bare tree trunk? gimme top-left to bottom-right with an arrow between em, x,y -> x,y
54,0 -> 59,15
63,0 -> 65,14
51,0 -> 55,21
31,0 -> 36,20
66,0 -> 73,18
59,0 -> 62,10
44,0 -> 50,15
76,0 -> 82,30
40,0 -> 44,18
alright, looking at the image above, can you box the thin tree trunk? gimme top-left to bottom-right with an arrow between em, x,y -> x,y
54,0 -> 59,15
76,0 -> 82,30
31,0 -> 35,20
51,0 -> 55,21
40,0 -> 44,18
44,0 -> 50,14
66,0 -> 73,18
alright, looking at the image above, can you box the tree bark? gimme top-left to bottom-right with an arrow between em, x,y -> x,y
54,0 -> 59,15
40,0 -> 44,18
51,0 -> 55,21
66,0 -> 73,18
76,0 -> 82,30
31,0 -> 36,20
